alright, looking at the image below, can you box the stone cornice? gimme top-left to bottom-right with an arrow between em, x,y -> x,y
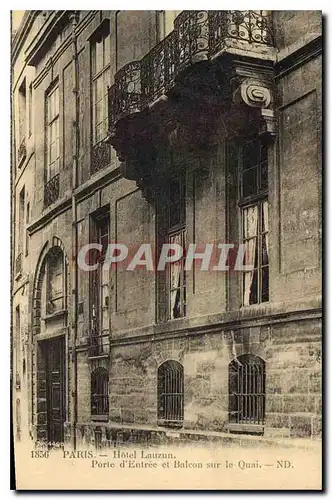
27,164 -> 121,235
275,33 -> 322,78
11,11 -> 38,65
106,296 -> 322,347
25,11 -> 65,67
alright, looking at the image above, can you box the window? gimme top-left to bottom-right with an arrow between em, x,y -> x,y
25,202 -> 30,256
158,360 -> 184,427
240,140 -> 269,306
228,354 -> 266,428
46,247 -> 65,314
168,179 -> 186,319
28,83 -> 32,138
46,85 -> 60,181
15,306 -> 21,388
91,22 -> 111,146
90,209 -> 110,356
91,367 -> 109,419
18,187 -> 25,255
18,78 -> 26,147
156,11 -> 181,41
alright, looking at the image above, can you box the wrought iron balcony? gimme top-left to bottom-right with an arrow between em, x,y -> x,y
88,332 -> 110,358
91,141 -> 112,175
108,10 -> 274,130
44,173 -> 60,208
17,137 -> 26,166
15,252 -> 22,276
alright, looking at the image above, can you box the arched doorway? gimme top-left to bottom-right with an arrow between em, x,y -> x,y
32,238 -> 69,443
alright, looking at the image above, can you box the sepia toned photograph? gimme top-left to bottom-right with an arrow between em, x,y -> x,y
11,9 -> 322,490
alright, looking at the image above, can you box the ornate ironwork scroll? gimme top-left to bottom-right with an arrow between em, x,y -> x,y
91,142 -> 112,175
174,10 -> 209,73
17,137 -> 27,166
226,10 -> 274,45
44,173 -> 60,208
108,10 -> 274,132
15,252 -> 22,275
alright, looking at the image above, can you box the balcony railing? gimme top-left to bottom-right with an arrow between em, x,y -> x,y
17,137 -> 26,166
91,141 -> 112,175
108,10 -> 274,130
15,252 -> 22,276
44,173 -> 60,208
88,333 -> 110,358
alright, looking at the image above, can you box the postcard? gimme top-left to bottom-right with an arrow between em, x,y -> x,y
11,9 -> 322,490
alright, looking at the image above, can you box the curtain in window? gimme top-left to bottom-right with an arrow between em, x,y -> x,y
243,205 -> 258,306
47,249 -> 64,313
169,232 -> 182,318
92,66 -> 110,145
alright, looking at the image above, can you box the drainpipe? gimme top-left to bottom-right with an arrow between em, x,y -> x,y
69,10 -> 79,450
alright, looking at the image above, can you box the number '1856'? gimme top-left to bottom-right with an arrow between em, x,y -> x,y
30,450 -> 49,458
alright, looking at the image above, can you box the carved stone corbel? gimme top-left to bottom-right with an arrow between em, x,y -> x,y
232,77 -> 276,139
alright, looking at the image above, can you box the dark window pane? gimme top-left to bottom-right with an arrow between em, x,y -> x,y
260,160 -> 268,191
262,233 -> 269,266
169,181 -> 181,227
242,167 -> 257,198
243,141 -> 259,170
260,143 -> 268,163
261,266 -> 269,302
249,268 -> 258,305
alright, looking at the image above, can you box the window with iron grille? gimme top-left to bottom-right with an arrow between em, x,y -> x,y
239,139 -> 269,305
229,354 -> 266,428
45,84 -> 60,182
91,21 -> 111,146
157,360 -> 184,427
90,209 -> 110,356
168,179 -> 186,319
91,368 -> 109,419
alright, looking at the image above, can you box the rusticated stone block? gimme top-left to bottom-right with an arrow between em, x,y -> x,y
265,412 -> 290,429
121,409 -> 135,424
312,416 -> 322,437
266,395 -> 284,413
283,394 -> 316,414
290,415 -> 312,438
309,371 -> 321,393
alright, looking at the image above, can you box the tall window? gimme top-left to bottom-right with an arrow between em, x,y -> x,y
168,179 -> 186,319
25,202 -> 30,256
157,360 -> 184,427
15,306 -> 21,388
18,186 -> 25,254
46,85 -> 60,181
46,247 -> 65,314
91,22 -> 111,146
91,367 -> 109,419
18,79 -> 26,147
240,139 -> 269,306
90,209 -> 110,356
28,83 -> 33,138
156,11 -> 181,41
229,354 -> 266,428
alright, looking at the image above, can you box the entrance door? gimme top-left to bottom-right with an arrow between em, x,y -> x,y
46,337 -> 66,443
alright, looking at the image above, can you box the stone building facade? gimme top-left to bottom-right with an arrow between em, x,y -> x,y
11,10 -> 322,448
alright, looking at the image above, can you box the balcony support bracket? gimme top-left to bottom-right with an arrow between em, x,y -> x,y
232,75 -> 276,140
